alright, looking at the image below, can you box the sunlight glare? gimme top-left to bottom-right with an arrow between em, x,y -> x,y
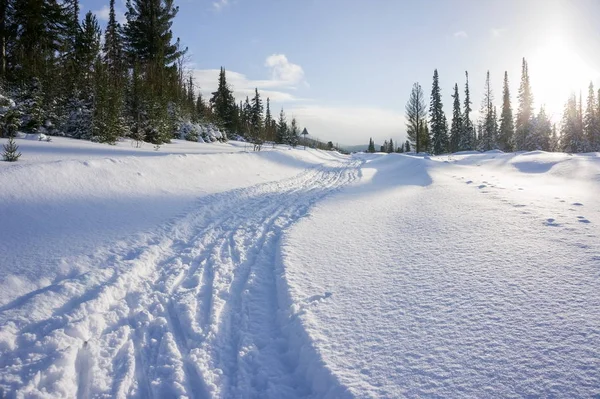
528,35 -> 598,121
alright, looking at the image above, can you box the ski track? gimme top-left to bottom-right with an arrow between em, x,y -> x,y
0,158 -> 361,399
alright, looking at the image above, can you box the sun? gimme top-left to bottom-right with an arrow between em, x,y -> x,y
528,35 -> 598,121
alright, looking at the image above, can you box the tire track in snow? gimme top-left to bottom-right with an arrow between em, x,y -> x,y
0,157 -> 361,398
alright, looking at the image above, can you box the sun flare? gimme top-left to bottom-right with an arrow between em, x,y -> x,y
528,35 -> 598,120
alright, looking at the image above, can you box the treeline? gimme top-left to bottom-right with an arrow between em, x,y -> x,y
0,0 -> 314,150
398,58 -> 600,155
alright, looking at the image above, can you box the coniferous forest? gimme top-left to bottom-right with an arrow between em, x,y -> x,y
0,0 -> 316,151
368,58 -> 600,155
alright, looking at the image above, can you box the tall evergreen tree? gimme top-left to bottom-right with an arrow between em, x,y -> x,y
429,69 -> 449,155
462,71 -> 474,150
515,58 -> 534,150
264,97 -> 273,142
584,82 -> 600,151
478,71 -> 496,151
209,67 -> 235,132
405,82 -> 428,153
103,0 -> 125,79
498,71 -> 515,151
289,117 -> 299,147
449,83 -> 462,153
367,137 -> 375,153
276,107 -> 288,144
250,88 -> 263,143
561,94 -> 586,153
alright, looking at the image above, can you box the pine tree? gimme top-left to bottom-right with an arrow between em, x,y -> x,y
404,140 -> 411,152
2,135 -> 21,161
405,82 -> 428,153
209,67 -> 235,132
549,123 -> 559,152
584,82 -> 600,151
479,71 -> 495,151
449,83 -> 462,152
388,138 -> 394,153
289,117 -> 299,147
429,69 -> 449,154
264,97 -> 274,142
104,0 -> 125,79
367,137 -> 375,153
515,58 -> 534,150
528,106 -> 551,151
498,71 -> 515,151
462,71 -> 474,150
124,0 -> 187,144
276,108 -> 288,144
561,94 -> 586,153
249,88 -> 263,146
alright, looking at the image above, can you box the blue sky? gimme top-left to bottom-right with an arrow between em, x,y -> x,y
85,0 -> 600,146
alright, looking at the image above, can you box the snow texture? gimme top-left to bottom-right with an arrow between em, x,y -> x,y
0,137 -> 599,398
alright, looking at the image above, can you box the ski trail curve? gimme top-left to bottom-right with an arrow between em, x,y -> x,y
0,156 -> 361,399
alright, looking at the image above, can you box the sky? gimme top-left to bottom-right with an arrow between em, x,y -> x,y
84,0 -> 600,147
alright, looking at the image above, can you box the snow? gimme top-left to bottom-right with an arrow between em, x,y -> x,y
1,137 -> 599,398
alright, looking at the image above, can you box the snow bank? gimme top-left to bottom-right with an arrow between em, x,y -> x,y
281,150 -> 600,397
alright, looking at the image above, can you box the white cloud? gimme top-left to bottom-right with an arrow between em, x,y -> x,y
454,31 -> 468,39
192,54 -> 307,102
192,69 -> 303,103
265,54 -> 306,87
93,5 -> 126,25
191,56 -> 403,146
213,0 -> 229,11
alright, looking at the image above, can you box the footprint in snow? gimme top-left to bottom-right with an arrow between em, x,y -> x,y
466,180 -> 473,184
478,184 -> 487,189
545,218 -> 561,227
572,202 -> 584,206
577,217 -> 591,224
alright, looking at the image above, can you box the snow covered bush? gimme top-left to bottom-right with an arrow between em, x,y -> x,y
177,121 -> 228,143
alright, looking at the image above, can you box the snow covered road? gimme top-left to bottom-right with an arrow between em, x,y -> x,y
0,139 -> 360,398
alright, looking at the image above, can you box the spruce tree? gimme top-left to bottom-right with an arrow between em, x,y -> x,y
210,67 -> 235,132
250,88 -> 263,145
449,83 -> 462,152
479,71 -> 495,151
276,108 -> 288,144
404,140 -> 410,152
289,117 -> 299,147
515,58 -> 534,150
561,94 -> 586,153
405,82 -> 428,153
264,97 -> 273,142
429,69 -> 449,154
584,82 -> 600,151
498,71 -> 515,151
549,123 -> 559,152
462,71 -> 474,150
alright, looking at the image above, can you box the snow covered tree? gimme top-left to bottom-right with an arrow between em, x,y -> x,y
561,94 -> 586,153
478,71 -> 496,151
584,82 -> 600,151
2,135 -> 21,161
549,123 -> 559,152
515,58 -> 534,150
498,71 -> 515,152
404,140 -> 411,152
449,83 -> 462,153
462,71 -> 474,150
406,82 -> 428,153
527,106 -> 551,151
429,69 -> 449,155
